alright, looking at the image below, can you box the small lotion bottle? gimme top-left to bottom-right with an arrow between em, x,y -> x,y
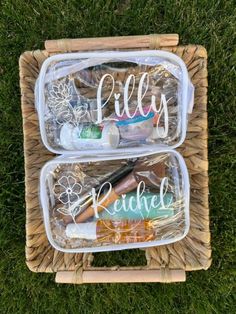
66,220 -> 155,244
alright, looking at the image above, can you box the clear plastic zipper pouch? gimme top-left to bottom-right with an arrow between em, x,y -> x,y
40,150 -> 190,253
35,50 -> 194,156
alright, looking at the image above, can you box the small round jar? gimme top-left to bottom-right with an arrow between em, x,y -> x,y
116,112 -> 154,141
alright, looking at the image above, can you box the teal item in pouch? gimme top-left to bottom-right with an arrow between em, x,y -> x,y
98,192 -> 174,220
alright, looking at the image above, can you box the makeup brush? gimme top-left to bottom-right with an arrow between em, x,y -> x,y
73,160 -> 166,223
60,160 -> 137,223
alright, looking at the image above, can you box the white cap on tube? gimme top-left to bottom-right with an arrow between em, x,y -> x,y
102,123 -> 120,148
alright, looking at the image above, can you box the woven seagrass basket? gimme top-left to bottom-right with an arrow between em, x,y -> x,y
19,34 -> 211,284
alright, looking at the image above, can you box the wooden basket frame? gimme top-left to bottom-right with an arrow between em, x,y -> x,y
19,34 -> 211,284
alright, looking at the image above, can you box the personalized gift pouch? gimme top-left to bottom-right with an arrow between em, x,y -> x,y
40,150 -> 190,252
35,50 -> 194,155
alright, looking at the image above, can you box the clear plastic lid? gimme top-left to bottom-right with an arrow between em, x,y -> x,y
36,50 -> 194,155
40,150 -> 190,252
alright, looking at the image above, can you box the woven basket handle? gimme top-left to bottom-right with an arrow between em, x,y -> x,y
45,34 -> 179,53
55,269 -> 186,284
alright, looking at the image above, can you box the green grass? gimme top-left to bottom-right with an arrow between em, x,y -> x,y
0,0 -> 235,313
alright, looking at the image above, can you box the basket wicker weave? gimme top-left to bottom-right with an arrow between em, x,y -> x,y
19,35 -> 211,284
